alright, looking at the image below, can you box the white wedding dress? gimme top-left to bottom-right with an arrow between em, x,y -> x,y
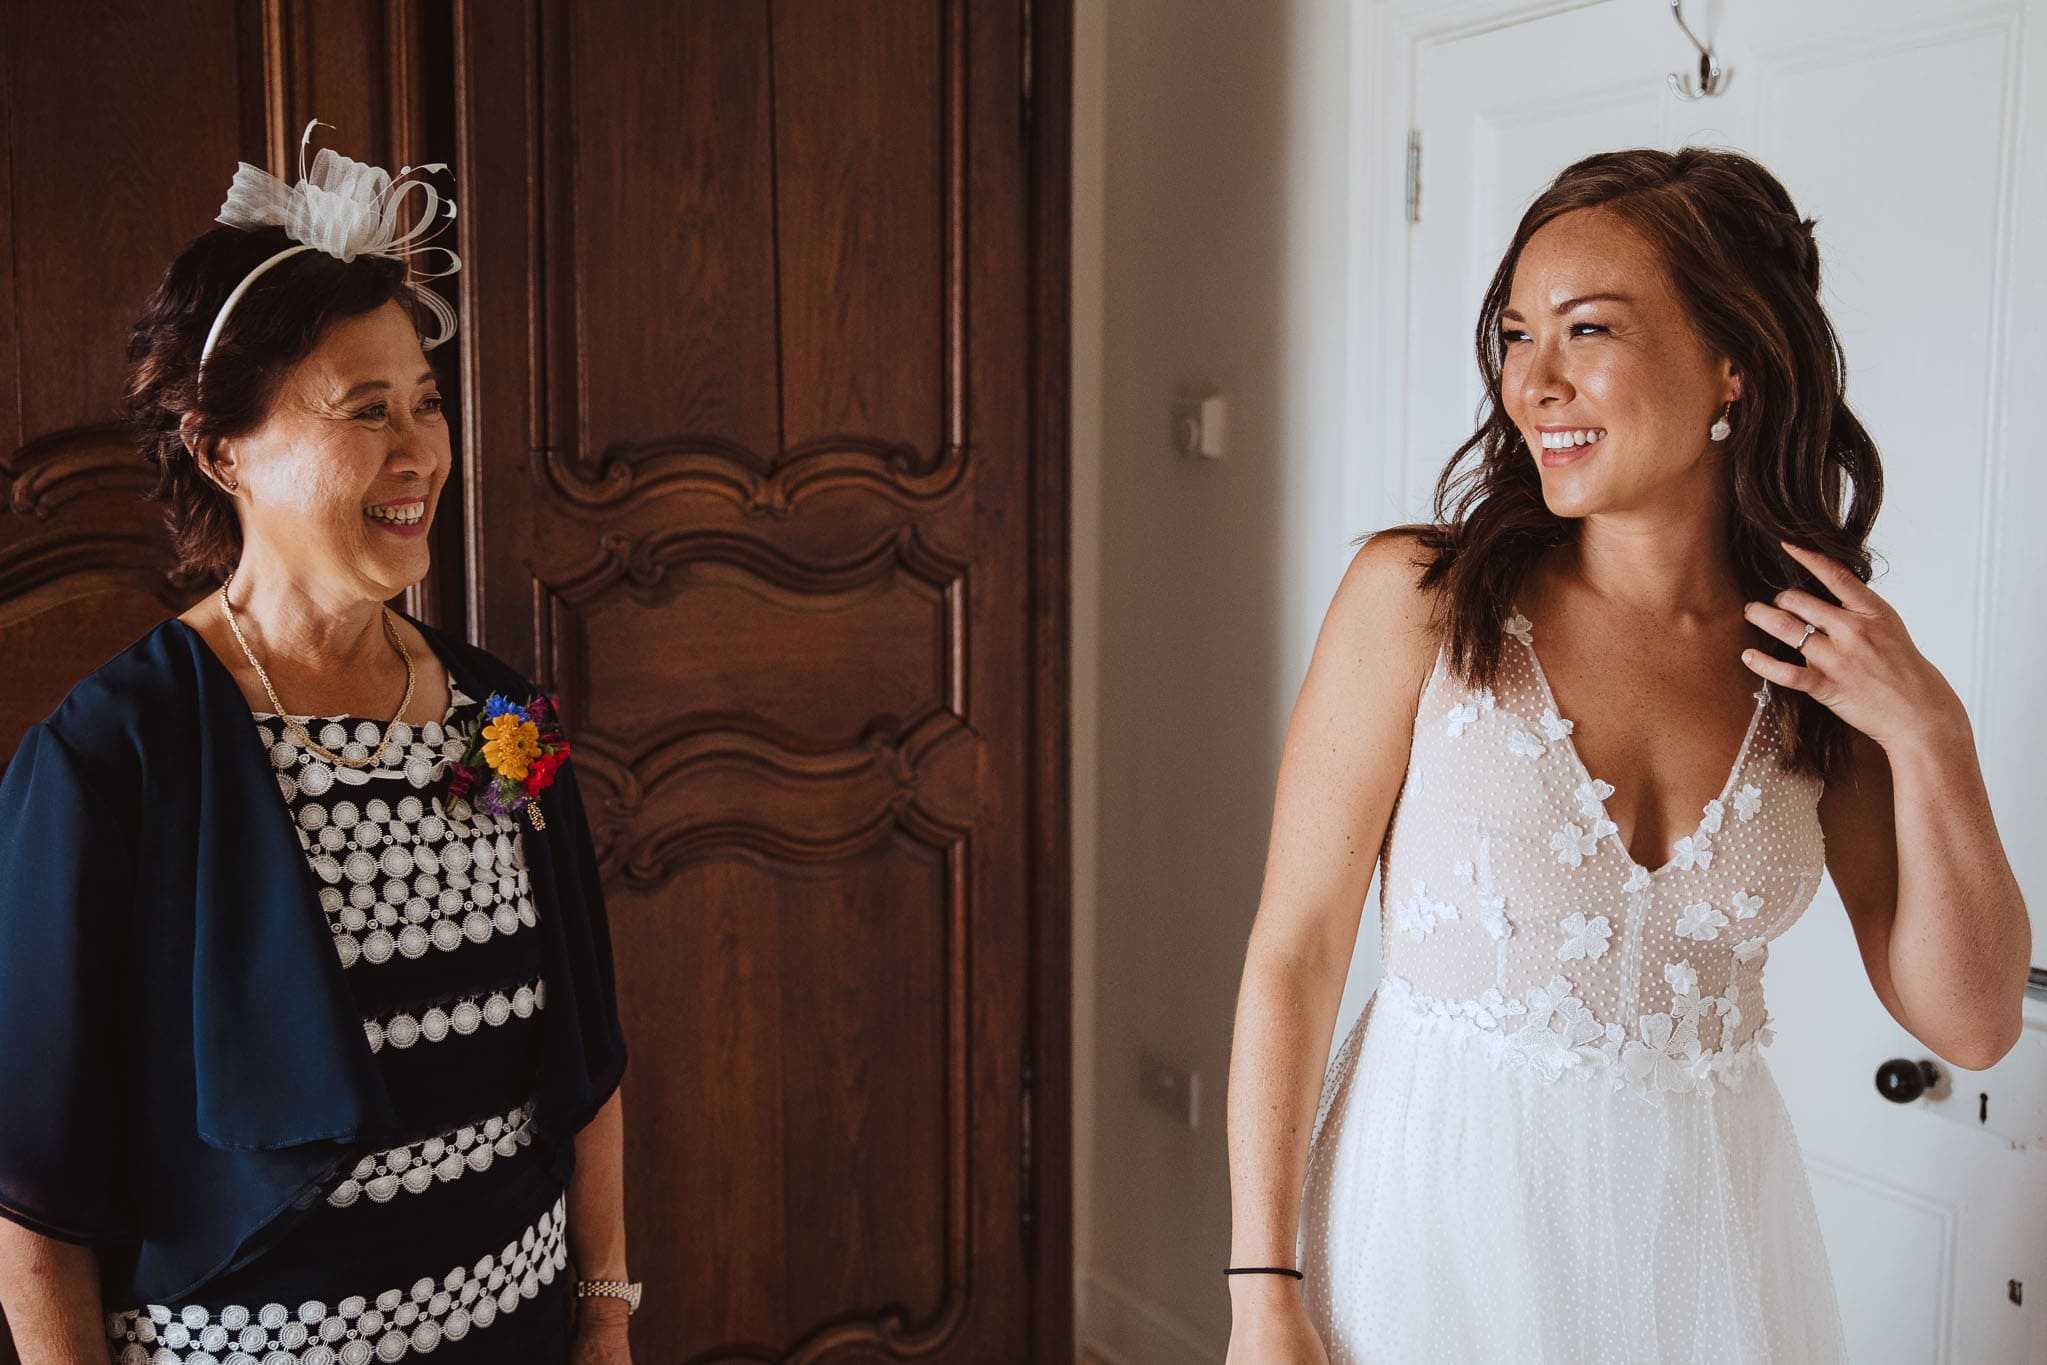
1299,611 -> 1848,1363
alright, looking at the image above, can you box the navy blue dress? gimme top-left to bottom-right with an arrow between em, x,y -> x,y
105,686 -> 570,1362
0,621 -> 626,1365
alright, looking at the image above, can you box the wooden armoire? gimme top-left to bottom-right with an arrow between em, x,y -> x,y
0,2 -> 1073,1361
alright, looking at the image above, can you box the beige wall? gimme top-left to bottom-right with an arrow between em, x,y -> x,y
1072,0 -> 1375,1358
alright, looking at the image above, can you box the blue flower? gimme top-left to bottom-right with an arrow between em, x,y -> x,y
483,693 -> 529,723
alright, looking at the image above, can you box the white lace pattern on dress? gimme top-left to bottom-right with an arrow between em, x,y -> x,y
1362,611 -> 1825,1102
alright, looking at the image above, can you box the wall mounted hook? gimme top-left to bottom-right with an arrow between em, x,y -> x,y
1666,0 -> 1732,100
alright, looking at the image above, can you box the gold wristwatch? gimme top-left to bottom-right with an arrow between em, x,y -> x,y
574,1278 -> 643,1315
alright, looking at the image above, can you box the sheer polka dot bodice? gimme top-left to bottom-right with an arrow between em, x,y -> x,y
1374,611 -> 1826,1096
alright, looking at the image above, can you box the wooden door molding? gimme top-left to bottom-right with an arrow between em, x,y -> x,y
3,422 -> 155,523
536,523 -> 971,841
453,0 -> 1071,1358
537,432 -> 969,519
1024,0 -> 1077,1351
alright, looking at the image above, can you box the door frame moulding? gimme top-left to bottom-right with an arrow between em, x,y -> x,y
1028,0 -> 1078,1355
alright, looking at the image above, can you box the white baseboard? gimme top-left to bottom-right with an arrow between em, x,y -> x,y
1079,1269 -> 1227,1365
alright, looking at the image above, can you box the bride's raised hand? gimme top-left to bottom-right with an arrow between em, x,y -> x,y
1739,540 -> 1967,752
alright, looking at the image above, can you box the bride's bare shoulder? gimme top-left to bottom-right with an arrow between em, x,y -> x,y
1278,529 -> 1443,809
1322,528 -> 1442,669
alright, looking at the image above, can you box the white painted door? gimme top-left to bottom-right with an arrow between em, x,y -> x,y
1392,1 -> 2047,1360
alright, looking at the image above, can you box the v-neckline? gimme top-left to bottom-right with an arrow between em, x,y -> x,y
1512,610 -> 1770,881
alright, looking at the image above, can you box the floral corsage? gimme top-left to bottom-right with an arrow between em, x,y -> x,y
448,692 -> 570,830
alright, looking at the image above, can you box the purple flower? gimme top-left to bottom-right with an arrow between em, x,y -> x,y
472,780 -> 521,819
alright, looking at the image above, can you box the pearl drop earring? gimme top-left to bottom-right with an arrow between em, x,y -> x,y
1709,401 -> 1732,442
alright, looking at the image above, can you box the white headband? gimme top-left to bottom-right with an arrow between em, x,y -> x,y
198,119 -> 461,371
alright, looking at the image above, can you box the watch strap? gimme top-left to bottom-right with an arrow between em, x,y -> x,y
574,1278 -> 642,1314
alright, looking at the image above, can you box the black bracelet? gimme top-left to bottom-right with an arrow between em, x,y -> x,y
1225,1266 -> 1304,1280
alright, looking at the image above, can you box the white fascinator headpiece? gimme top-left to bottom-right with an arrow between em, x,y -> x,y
199,119 -> 460,371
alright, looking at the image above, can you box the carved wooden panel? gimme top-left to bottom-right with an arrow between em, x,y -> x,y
610,811 -> 968,1353
456,0 -> 1071,1357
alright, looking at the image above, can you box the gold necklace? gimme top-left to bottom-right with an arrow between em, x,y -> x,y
219,571 -> 417,769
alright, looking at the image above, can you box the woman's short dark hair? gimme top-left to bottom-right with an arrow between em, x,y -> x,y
1396,146 -> 1882,779
125,226 -> 424,582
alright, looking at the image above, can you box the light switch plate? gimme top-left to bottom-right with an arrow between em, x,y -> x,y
1171,393 -> 1227,460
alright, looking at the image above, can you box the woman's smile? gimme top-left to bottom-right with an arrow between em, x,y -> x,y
1536,423 -> 1607,468
364,494 -> 429,537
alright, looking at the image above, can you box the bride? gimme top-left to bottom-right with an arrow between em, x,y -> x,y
1222,147 -> 2030,1363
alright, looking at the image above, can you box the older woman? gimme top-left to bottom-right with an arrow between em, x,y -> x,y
0,136 -> 634,1364
1224,148 -> 2030,1363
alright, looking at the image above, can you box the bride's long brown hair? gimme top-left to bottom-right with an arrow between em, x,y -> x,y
1399,147 -> 1882,780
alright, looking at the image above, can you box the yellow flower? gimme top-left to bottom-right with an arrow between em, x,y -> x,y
481,713 -> 543,782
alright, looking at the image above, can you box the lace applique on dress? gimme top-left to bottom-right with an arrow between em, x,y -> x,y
1365,612 -> 1825,1099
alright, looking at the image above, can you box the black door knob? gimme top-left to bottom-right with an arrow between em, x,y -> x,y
1875,1058 -> 1941,1103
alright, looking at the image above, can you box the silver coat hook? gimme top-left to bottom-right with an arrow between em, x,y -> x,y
1666,0 -> 1733,100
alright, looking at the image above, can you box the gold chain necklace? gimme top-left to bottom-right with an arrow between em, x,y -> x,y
219,572 -> 417,769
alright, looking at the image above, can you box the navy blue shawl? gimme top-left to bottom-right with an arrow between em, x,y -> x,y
0,618 -> 627,1305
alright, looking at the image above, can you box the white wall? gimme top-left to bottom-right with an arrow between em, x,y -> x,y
1072,1 -> 1376,1358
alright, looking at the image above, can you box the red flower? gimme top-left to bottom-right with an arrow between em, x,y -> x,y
447,762 -> 475,800
522,749 -> 566,798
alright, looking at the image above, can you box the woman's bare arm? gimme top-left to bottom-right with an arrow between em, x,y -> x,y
1819,722 -> 2028,1070
566,1086 -> 628,1278
564,1085 -> 631,1338
1746,544 -> 2028,1071
0,1219 -> 109,1364
1225,535 -> 1438,1335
